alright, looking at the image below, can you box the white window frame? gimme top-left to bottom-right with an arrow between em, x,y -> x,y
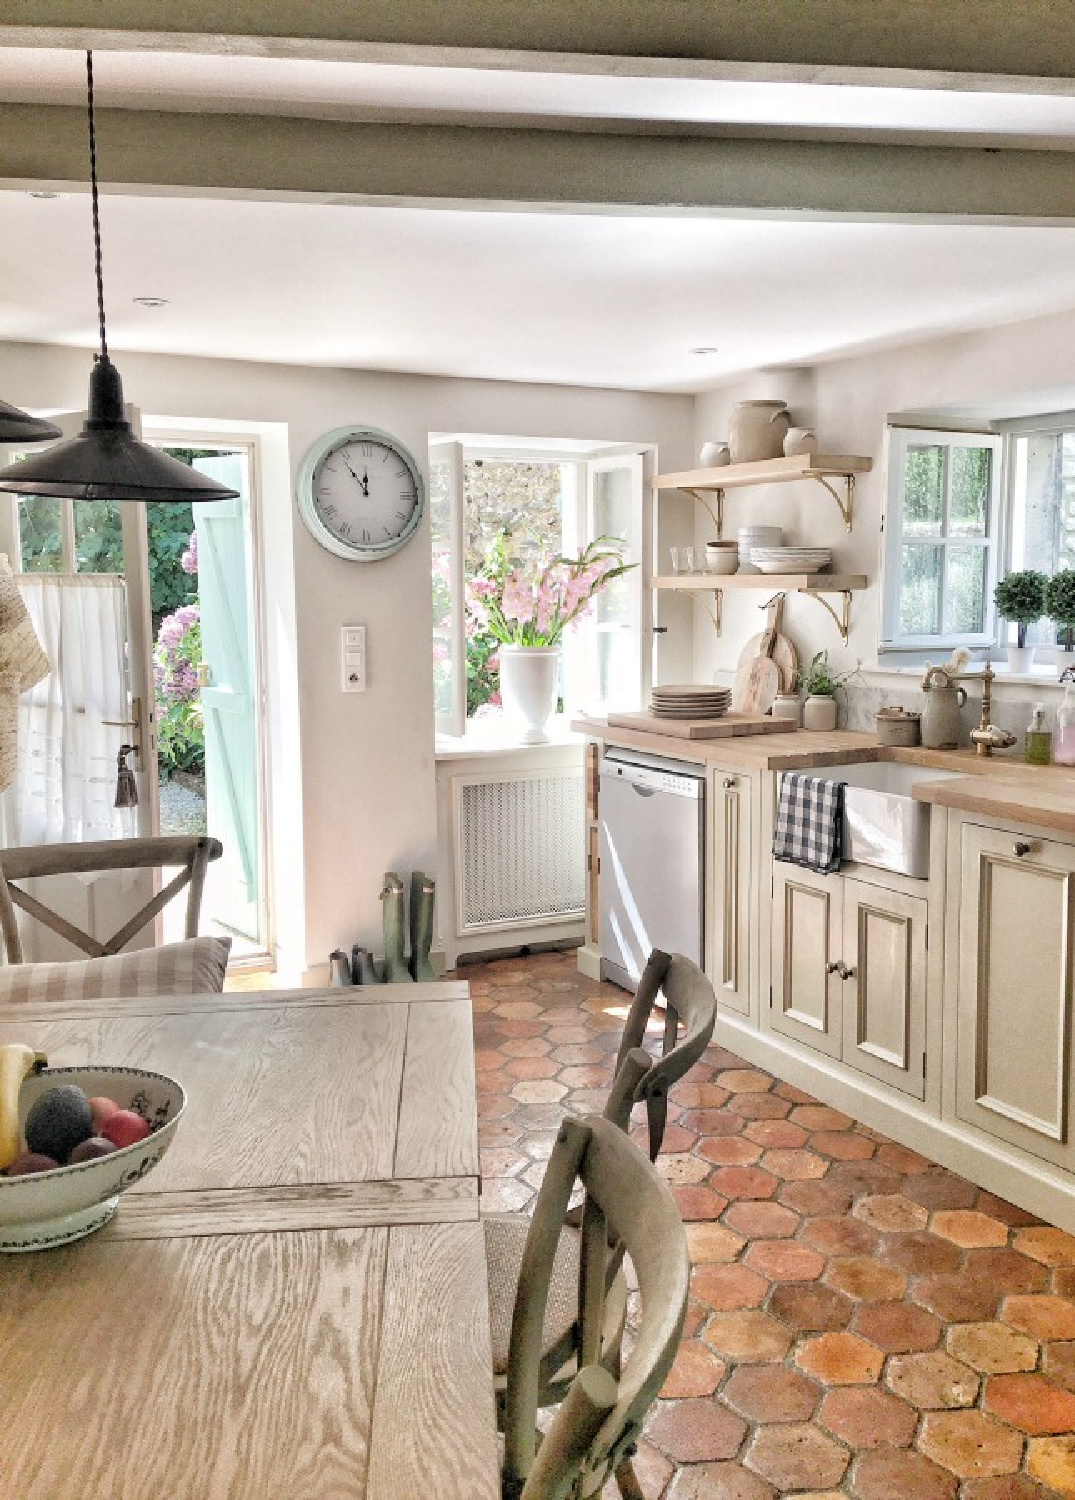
431,439 -> 648,739
879,426 -> 1002,655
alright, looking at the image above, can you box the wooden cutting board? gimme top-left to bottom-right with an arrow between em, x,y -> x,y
734,596 -> 798,710
605,710 -> 797,740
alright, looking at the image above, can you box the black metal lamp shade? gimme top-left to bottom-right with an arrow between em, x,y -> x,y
0,401 -> 63,445
0,356 -> 239,502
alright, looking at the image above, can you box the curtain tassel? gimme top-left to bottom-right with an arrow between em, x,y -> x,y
114,743 -> 139,808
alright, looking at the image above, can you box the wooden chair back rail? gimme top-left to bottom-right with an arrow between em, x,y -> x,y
612,950 -> 718,1160
0,836 -> 222,964
503,1115 -> 690,1500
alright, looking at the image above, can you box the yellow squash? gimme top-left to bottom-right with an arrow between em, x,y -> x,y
0,1043 -> 48,1170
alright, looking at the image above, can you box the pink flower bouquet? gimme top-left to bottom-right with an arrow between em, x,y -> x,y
465,535 -> 634,647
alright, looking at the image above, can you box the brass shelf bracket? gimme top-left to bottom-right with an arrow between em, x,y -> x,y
808,472 -> 855,532
699,588 -> 723,636
683,486 -> 724,539
801,589 -> 853,645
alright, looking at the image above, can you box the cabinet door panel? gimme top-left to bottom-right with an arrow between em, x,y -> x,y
842,878 -> 926,1099
712,771 -> 752,1016
771,865 -> 842,1058
957,825 -> 1075,1166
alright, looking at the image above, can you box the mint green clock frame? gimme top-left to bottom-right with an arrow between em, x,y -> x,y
296,424 -> 426,562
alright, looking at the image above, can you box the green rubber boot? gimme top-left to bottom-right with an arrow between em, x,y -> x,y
380,872 -> 413,983
409,871 -> 437,982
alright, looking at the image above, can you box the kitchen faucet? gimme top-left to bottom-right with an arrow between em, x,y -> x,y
921,663 -> 1017,757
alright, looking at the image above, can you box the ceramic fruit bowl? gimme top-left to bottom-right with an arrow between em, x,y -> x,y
0,1067 -> 185,1252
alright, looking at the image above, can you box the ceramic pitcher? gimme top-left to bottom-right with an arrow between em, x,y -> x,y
729,400 -> 791,463
921,682 -> 967,749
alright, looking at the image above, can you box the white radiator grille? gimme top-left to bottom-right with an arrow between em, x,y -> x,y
458,772 -> 585,930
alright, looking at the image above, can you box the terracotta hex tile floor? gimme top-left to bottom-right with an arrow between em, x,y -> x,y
461,951 -> 1075,1497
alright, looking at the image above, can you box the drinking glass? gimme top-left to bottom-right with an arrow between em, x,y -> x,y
683,546 -> 695,573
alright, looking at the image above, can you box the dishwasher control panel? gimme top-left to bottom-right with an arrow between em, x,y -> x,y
601,751 -> 705,800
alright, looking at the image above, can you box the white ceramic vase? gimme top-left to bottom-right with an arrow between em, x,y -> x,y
802,694 -> 838,732
1006,646 -> 1035,675
499,645 -> 560,743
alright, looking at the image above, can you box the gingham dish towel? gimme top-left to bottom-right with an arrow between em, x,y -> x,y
772,772 -> 846,874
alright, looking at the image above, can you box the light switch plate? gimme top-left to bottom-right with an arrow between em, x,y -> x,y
342,624 -> 366,691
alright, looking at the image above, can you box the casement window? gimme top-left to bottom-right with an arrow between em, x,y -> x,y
880,427 -> 1002,653
430,442 -> 645,738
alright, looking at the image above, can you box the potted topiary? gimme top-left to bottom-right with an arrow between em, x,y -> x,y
994,569 -> 1047,674
799,650 -> 859,732
1046,569 -> 1075,677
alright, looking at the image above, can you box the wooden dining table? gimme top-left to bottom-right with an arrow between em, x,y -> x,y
0,982 -> 500,1499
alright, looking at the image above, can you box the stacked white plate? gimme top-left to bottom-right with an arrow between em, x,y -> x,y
651,684 -> 732,719
738,526 -> 782,575
750,546 -> 832,575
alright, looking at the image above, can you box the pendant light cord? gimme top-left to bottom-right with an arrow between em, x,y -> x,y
85,50 -> 108,361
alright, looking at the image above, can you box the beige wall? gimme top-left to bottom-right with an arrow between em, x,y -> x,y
0,340 -> 694,974
692,305 -> 1075,686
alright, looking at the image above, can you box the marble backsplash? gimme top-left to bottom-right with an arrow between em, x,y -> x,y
710,666 -> 1069,752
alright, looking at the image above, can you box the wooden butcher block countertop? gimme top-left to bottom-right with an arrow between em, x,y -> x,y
575,716 -> 1075,834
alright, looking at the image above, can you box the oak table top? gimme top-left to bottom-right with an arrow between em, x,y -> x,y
0,983 -> 500,1499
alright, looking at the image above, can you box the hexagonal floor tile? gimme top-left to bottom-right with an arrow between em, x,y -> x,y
917,1410 -> 1024,1481
795,1332 -> 884,1385
885,1350 -> 980,1410
722,1364 -> 819,1424
745,1422 -> 849,1491
645,1398 -> 748,1464
818,1386 -> 917,1449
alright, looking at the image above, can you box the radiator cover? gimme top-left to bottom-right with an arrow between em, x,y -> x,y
455,769 -> 585,932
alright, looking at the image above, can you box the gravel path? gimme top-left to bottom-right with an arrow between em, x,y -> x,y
159,776 -> 207,835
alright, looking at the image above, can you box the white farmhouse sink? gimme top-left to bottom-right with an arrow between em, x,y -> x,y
827,761 -> 963,879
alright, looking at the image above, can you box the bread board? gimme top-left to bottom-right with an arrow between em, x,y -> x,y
605,711 -> 797,740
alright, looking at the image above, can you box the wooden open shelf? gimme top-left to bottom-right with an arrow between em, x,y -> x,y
653,572 -> 866,592
652,452 -> 873,533
653,572 -> 867,643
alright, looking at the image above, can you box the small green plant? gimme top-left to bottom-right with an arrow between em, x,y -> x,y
800,650 -> 859,698
1046,569 -> 1075,652
994,570 -> 1047,647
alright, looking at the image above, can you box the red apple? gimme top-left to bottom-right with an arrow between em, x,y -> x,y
88,1096 -> 121,1131
101,1110 -> 151,1149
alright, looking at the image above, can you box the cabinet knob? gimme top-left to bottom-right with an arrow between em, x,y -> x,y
723,776 -> 738,789
826,960 -> 842,975
841,964 -> 857,980
1013,841 -> 1035,858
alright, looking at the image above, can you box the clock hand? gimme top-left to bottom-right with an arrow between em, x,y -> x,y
341,455 -> 363,486
361,469 -> 370,497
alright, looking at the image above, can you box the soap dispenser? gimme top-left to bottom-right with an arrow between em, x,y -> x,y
1026,702 -> 1053,766
1057,683 -> 1075,766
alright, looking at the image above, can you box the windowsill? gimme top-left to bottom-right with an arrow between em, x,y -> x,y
435,713 -> 585,761
869,662 -> 1070,689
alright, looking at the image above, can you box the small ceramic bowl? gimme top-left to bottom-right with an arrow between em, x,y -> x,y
705,542 -> 740,576
0,1066 -> 185,1252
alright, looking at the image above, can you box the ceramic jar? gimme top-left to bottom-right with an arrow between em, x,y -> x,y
783,427 -> 818,456
803,694 -> 838,732
876,706 -> 921,747
728,401 -> 791,463
921,683 -> 967,749
699,441 -> 731,467
772,692 -> 802,726
499,645 -> 560,743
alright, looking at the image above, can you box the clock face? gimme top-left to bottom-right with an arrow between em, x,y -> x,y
297,427 -> 425,560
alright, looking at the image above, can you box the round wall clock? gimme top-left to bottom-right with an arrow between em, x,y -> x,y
296,426 -> 426,561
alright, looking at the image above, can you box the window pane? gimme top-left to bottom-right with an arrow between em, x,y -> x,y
429,456 -> 456,722
74,499 -> 124,573
903,445 -> 944,537
899,544 -> 941,635
1062,434 -> 1075,570
950,447 -> 991,537
943,546 -> 987,635
18,495 -> 64,573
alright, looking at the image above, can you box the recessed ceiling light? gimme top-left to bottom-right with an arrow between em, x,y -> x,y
133,296 -> 169,308
690,346 -> 719,356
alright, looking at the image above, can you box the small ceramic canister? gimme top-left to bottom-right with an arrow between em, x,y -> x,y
699,442 -> 731,467
876,706 -> 921,747
784,427 -> 818,457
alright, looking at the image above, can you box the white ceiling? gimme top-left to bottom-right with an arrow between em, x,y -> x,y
4,44 -> 1075,393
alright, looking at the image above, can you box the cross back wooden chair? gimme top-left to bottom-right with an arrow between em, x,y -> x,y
500,1112 -> 690,1500
0,835 -> 223,964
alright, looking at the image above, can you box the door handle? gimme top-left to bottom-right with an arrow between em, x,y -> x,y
197,662 -> 212,688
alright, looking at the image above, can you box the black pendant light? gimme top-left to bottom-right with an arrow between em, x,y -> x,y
0,53 -> 238,504
0,402 -> 62,445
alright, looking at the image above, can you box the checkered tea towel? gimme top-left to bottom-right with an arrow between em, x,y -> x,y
772,773 -> 846,874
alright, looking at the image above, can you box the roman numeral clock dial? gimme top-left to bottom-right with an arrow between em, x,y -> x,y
296,426 -> 426,561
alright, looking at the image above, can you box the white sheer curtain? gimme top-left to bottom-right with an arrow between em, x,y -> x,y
4,575 -> 130,846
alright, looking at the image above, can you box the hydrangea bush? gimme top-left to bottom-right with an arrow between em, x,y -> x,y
154,537 -> 205,775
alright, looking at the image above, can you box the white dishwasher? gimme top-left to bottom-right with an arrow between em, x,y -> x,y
599,748 -> 706,991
